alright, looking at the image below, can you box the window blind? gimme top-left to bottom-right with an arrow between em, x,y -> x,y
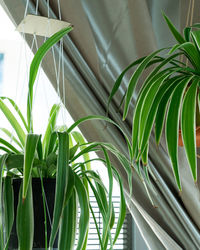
75,195 -> 132,250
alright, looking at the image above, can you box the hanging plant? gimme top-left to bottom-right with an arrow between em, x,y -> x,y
108,13 -> 200,190
0,26 -> 132,250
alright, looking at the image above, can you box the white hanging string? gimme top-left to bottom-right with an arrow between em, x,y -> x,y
47,0 -> 50,18
61,38 -> 67,125
57,0 -> 62,20
32,33 -> 42,109
13,0 -> 66,134
35,0 -> 39,15
57,0 -> 67,125
24,0 -> 30,18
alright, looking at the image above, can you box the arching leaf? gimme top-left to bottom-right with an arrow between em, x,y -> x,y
181,78 -> 199,182
163,13 -> 185,44
166,76 -> 193,190
123,48 -> 167,119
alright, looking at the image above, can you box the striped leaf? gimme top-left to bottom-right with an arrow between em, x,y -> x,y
123,48 -> 167,120
107,56 -> 146,110
138,72 -> 172,152
43,104 -> 60,158
58,189 -> 77,250
0,99 -> 26,146
155,76 -> 185,144
22,134 -> 40,199
112,169 -> 126,245
0,128 -> 23,149
0,138 -> 20,154
168,42 -> 200,70
138,76 -> 180,157
101,148 -> 113,248
67,115 -> 132,160
27,26 -> 73,131
132,69 -> 175,157
17,181 -> 34,250
0,154 -> 8,249
72,131 -> 91,170
0,97 -> 28,132
166,77 -> 192,190
184,27 -> 191,42
49,132 -> 69,248
74,172 -> 90,250
141,143 -> 149,166
163,13 -> 185,44
181,78 -> 199,181
3,177 -> 14,248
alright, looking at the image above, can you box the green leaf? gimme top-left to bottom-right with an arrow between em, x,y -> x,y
67,115 -> 132,160
155,76 -> 185,144
0,128 -> 23,149
69,143 -> 79,160
138,72 -> 172,151
64,168 -> 75,206
74,172 -> 90,250
3,177 -> 14,247
101,148 -> 113,248
107,56 -> 146,111
141,143 -> 149,165
181,78 -> 199,182
58,189 -> 77,250
5,154 -> 24,171
43,104 -> 60,158
112,169 -> 126,245
138,75 -> 181,157
132,69 -> 175,158
162,13 -> 185,44
0,138 -> 20,154
49,132 -> 69,248
0,147 -> 11,154
168,42 -> 200,70
0,99 -> 26,146
191,30 -> 200,52
22,134 -> 40,199
184,27 -> 191,42
144,53 -> 181,84
123,48 -> 167,119
89,204 -> 103,249
17,181 -> 34,250
86,174 -> 109,246
36,135 -> 43,160
0,97 -> 28,132
27,26 -> 73,131
72,131 -> 91,170
0,154 -> 8,249
166,76 -> 193,190
47,132 -> 57,155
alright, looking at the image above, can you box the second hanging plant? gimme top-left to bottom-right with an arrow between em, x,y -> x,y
108,13 -> 200,190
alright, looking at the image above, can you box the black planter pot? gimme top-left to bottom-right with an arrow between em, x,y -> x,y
8,178 -> 57,249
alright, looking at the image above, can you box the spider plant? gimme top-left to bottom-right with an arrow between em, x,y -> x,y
0,26 -> 131,250
108,13 -> 200,191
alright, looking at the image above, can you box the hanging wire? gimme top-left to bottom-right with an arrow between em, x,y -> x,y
24,0 -> 30,18
47,0 -> 50,18
16,0 -> 66,135
57,0 -> 62,20
186,0 -> 192,28
189,0 -> 195,26
35,0 -> 39,15
56,0 -> 67,125
61,38 -> 67,125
